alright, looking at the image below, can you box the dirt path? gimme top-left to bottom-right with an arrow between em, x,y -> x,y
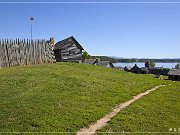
76,85 -> 165,135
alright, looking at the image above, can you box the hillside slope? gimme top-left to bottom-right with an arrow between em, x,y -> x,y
0,63 -> 166,132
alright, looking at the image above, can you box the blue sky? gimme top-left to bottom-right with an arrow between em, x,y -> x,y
0,0 -> 180,58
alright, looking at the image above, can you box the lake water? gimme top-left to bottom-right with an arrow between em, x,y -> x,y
113,62 -> 178,69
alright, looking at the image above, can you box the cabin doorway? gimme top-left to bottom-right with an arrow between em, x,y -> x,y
54,49 -> 62,62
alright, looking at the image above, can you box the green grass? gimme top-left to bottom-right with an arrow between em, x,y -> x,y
0,62 -> 167,132
98,82 -> 180,134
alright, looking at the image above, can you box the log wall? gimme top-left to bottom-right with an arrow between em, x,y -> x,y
0,39 -> 55,68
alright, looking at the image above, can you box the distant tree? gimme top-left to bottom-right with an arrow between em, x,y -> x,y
145,60 -> 155,68
175,63 -> 180,69
150,61 -> 155,68
145,61 -> 149,67
82,51 -> 91,62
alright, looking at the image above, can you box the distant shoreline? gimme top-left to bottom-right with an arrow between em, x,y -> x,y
113,61 -> 179,63
113,62 -> 178,69
91,56 -> 180,63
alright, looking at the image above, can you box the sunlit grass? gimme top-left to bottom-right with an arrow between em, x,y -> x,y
0,62 -> 166,132
99,82 -> 180,133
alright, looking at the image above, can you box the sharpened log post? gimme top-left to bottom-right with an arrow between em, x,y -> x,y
49,37 -> 56,63
50,37 -> 54,45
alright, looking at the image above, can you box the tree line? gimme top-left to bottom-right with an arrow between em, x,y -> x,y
82,51 -> 180,69
118,58 -> 180,63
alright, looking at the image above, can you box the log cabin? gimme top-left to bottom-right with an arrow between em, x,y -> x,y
130,64 -> 141,74
54,36 -> 84,62
140,67 -> 150,74
83,59 -> 99,65
168,69 -> 180,81
96,61 -> 115,68
149,67 -> 170,75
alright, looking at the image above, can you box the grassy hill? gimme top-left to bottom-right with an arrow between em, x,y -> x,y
99,82 -> 180,133
0,63 -> 172,132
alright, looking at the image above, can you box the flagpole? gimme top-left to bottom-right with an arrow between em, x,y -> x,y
31,19 -> 32,41
30,16 -> 34,41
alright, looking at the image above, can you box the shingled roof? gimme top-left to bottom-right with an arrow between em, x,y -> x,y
168,69 -> 180,76
96,61 -> 114,68
54,36 -> 84,50
141,67 -> 149,71
83,59 -> 98,65
141,67 -> 150,74
131,64 -> 141,73
124,66 -> 132,71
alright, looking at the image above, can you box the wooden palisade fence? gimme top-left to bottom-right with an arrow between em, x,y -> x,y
0,38 -> 55,68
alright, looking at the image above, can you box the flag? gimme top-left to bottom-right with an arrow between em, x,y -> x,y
30,17 -> 34,21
